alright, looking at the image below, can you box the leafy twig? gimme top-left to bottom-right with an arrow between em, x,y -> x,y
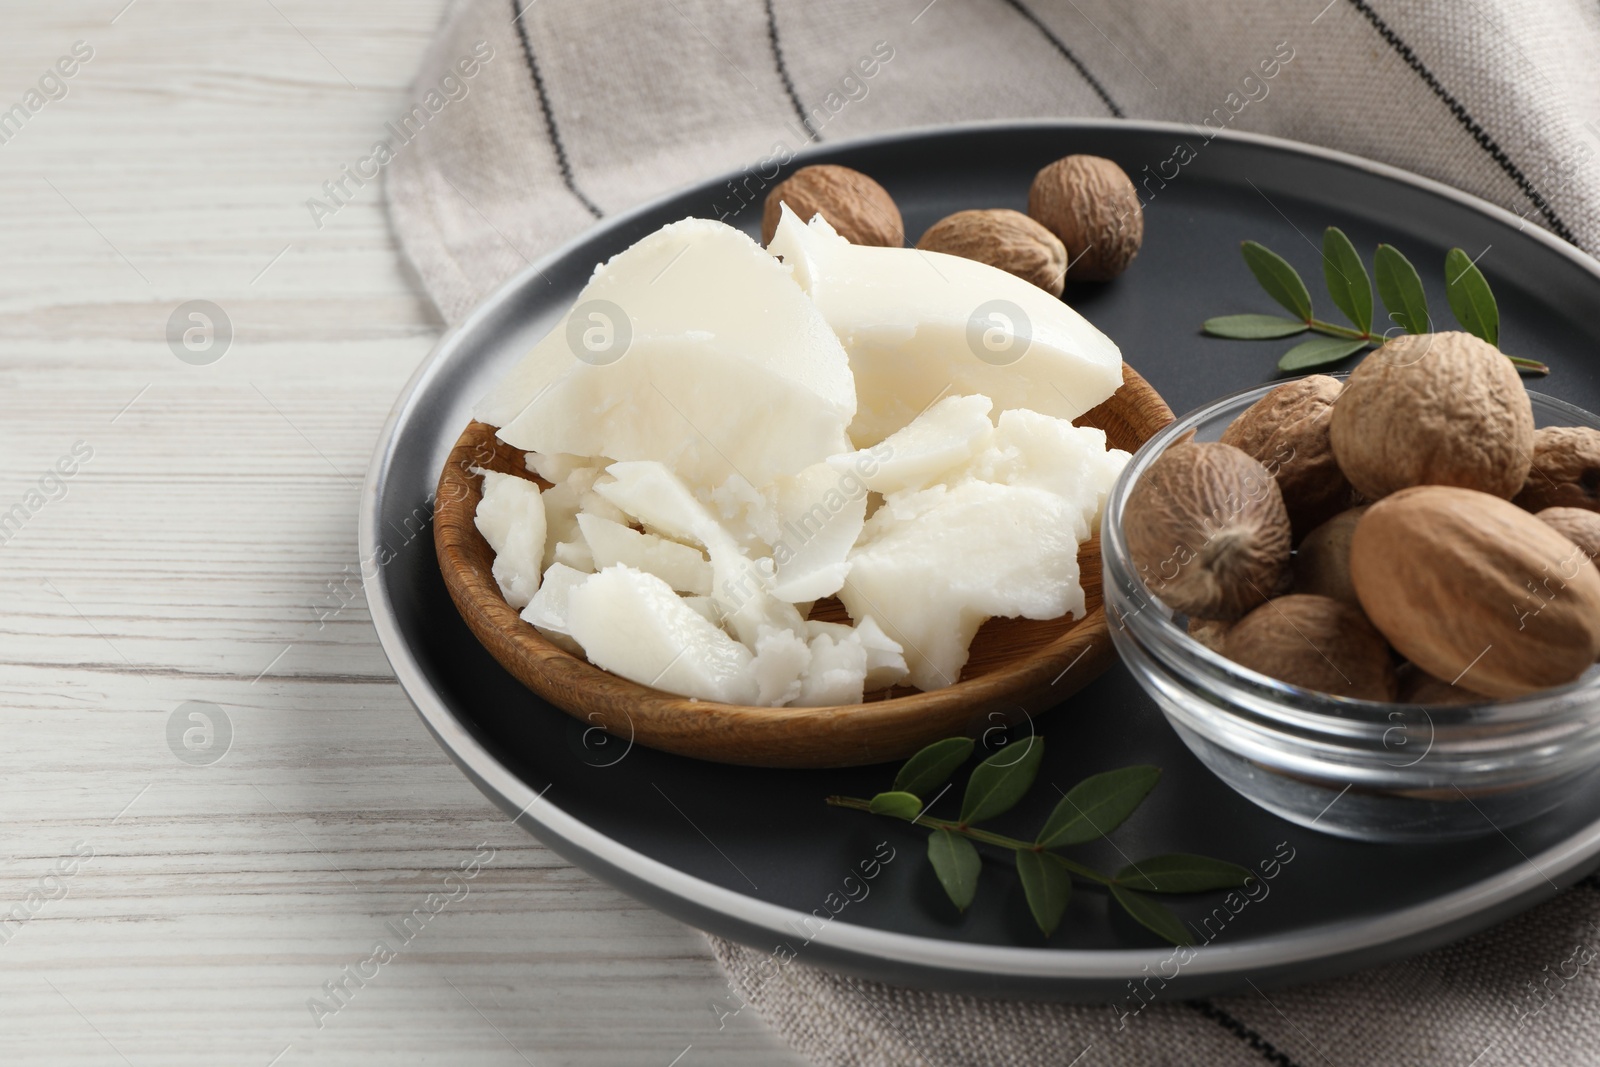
829,794 -> 1112,883
825,736 -> 1251,943
1202,228 -> 1549,375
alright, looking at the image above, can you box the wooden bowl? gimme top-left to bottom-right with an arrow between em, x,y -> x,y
434,364 -> 1173,768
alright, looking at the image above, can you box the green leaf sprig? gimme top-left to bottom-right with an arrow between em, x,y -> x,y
825,736 -> 1251,943
1203,228 -> 1548,376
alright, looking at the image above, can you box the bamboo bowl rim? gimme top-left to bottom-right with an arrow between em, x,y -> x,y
433,364 -> 1173,768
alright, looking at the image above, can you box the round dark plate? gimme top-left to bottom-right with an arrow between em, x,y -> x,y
362,120 -> 1600,1000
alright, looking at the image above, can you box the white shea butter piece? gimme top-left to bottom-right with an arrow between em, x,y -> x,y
768,206 -> 1122,445
565,565 -> 758,704
792,618 -> 908,700
962,407 -> 1132,540
552,538 -> 595,573
473,470 -> 546,609
769,460 -> 870,602
853,615 -> 910,692
525,451 -> 596,484
805,620 -> 853,641
832,394 -> 995,495
751,625 -> 812,707
576,512 -> 712,595
793,630 -> 870,707
476,218 -> 856,490
840,481 -> 1083,691
683,596 -> 721,625
520,561 -> 590,653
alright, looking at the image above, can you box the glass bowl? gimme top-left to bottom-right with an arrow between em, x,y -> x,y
1101,380 -> 1600,842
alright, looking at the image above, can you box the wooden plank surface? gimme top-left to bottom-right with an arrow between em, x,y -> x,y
0,2 -> 803,1063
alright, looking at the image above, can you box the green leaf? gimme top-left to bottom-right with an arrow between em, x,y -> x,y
1322,227 -> 1373,334
868,791 -> 923,819
893,737 -> 974,798
1115,854 -> 1254,893
1202,314 -> 1310,340
927,828 -> 981,910
1110,884 -> 1193,946
1241,241 -> 1313,322
1374,244 -> 1431,334
959,736 -> 1044,825
1445,247 -> 1500,347
1016,850 -> 1073,936
1036,765 -> 1161,849
1277,336 -> 1369,372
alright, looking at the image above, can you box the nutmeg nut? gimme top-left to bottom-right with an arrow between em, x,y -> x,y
761,165 -> 903,247
1027,155 -> 1143,281
1350,485 -> 1600,698
1124,440 -> 1293,621
1536,506 -> 1600,562
1513,426 -> 1600,513
1223,594 -> 1398,701
1221,375 -> 1358,537
916,209 -> 1068,297
1291,506 -> 1368,607
1328,332 -> 1534,501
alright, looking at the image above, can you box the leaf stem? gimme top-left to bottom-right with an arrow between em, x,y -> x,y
1306,318 -> 1369,341
1298,318 -> 1547,375
826,795 -> 1115,886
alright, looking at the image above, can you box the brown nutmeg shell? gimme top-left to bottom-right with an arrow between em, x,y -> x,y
1350,485 -> 1600,697
1328,332 -> 1533,501
1514,427 -> 1600,513
1124,440 -> 1292,621
761,165 -> 903,247
1221,375 -> 1358,537
916,209 -> 1068,296
1535,506 -> 1600,562
1027,155 -> 1143,281
1291,506 -> 1368,607
1223,594 -> 1398,701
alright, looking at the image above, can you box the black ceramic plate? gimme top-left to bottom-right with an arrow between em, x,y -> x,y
362,120 -> 1600,1000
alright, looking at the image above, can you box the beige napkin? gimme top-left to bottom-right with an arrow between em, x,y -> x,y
384,2 -> 1600,1062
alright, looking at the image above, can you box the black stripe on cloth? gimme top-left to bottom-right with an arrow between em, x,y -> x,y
1186,1000 -> 1306,1067
762,0 -> 813,137
1343,0 -> 1577,244
511,0 -> 603,219
995,0 -> 1124,118
1577,872 -> 1600,893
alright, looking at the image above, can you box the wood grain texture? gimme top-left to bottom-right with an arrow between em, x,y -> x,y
0,4 -> 802,1064
436,366 -> 1174,768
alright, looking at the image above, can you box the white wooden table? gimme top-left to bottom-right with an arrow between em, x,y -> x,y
0,3 -> 803,1063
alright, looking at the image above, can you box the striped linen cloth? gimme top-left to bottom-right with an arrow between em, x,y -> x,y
385,2 -> 1600,1063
